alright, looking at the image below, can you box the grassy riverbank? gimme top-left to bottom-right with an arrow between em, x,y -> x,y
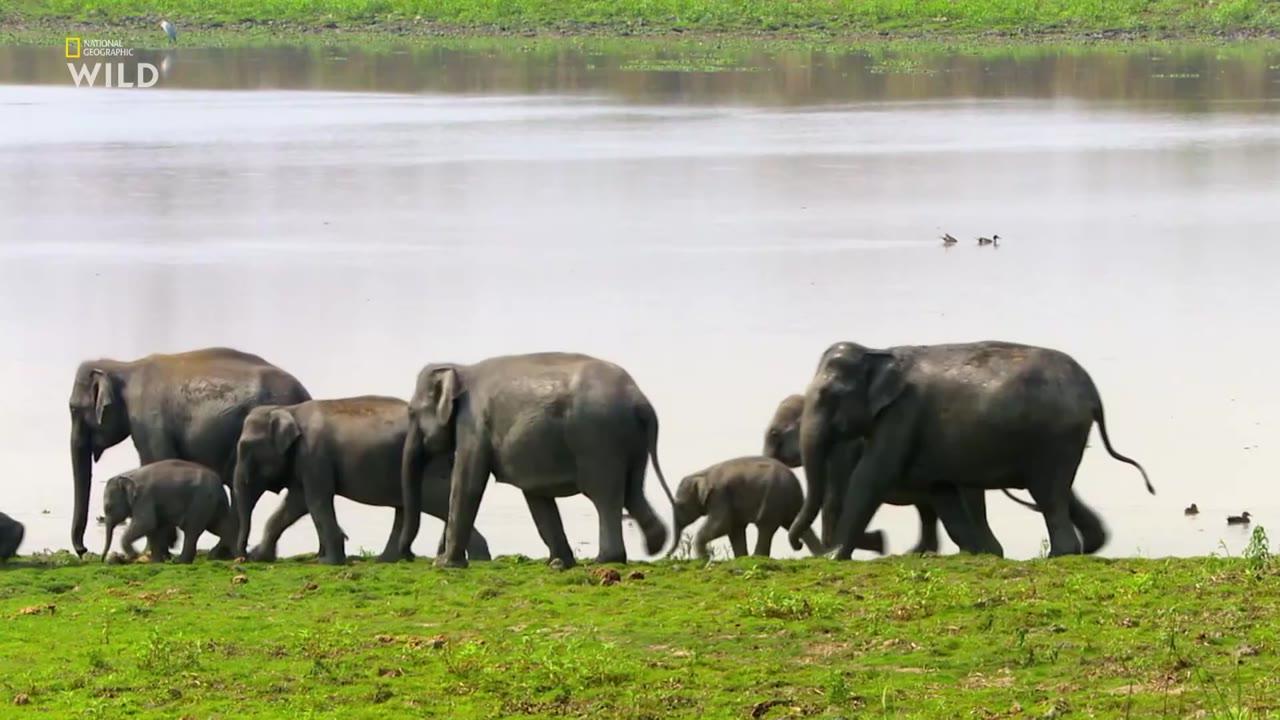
2,549 -> 1279,718
3,0 -> 1280,41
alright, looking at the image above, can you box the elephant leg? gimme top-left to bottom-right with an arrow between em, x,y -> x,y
464,529 -> 492,561
380,507 -> 406,561
692,513 -> 729,560
524,493 -> 574,568
176,523 -> 203,564
301,473 -> 346,565
1069,493 -> 1108,554
728,525 -> 749,558
753,524 -> 777,557
832,467 -> 893,560
581,455 -> 628,564
437,446 -> 490,569
252,489 -> 309,562
910,504 -> 941,554
207,457 -> 238,560
624,457 -> 667,556
959,489 -> 1004,556
1027,481 -> 1081,557
931,487 -> 993,556
590,491 -> 627,564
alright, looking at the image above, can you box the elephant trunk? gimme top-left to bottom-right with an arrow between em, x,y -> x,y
101,520 -> 117,563
70,418 -> 94,557
788,399 -> 831,551
232,461 -> 261,558
397,424 -> 426,559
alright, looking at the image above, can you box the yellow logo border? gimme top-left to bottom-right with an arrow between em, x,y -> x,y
65,37 -> 81,59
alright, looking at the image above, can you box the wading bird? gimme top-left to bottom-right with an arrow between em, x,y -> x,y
160,19 -> 177,44
941,233 -> 958,247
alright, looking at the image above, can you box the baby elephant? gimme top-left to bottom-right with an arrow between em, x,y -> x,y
669,456 -> 884,559
102,460 -> 235,564
0,512 -> 24,561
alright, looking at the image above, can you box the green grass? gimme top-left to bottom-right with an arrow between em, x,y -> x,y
3,546 -> 1280,718
3,0 -> 1280,41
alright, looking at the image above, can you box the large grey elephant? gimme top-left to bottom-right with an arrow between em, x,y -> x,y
394,353 -> 676,568
787,341 -> 1154,558
68,347 -> 310,557
101,460 -> 235,564
766,394 -> 1025,555
0,512 -> 23,561
233,396 -> 491,565
669,456 -> 884,559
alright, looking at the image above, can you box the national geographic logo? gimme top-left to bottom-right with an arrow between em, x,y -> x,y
65,36 -> 158,88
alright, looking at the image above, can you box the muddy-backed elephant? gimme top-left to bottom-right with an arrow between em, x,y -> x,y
233,396 -> 491,565
393,353 -> 676,569
0,512 -> 23,561
101,460 -> 235,564
766,394 -> 1028,555
669,455 -> 884,559
68,347 -> 311,557
787,341 -> 1154,558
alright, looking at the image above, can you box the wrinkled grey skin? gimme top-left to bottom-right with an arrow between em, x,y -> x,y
765,394 -> 1005,555
233,396 -> 491,565
787,341 -> 1154,558
0,512 -> 23,561
394,353 -> 676,569
69,347 -> 310,558
669,456 -> 884,559
101,460 -> 236,564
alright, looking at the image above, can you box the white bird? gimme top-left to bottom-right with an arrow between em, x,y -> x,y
160,19 -> 178,44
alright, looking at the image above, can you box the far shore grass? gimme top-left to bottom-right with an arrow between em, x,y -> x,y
3,0 -> 1279,43
2,535 -> 1280,718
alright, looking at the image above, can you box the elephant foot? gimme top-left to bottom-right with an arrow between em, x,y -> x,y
593,554 -> 626,565
318,554 -> 348,566
376,549 -> 408,563
435,555 -> 469,569
859,530 -> 886,556
547,556 -> 575,571
908,543 -> 937,555
247,546 -> 277,563
207,544 -> 234,561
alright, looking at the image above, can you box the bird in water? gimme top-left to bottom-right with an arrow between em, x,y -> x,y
1227,511 -> 1252,525
977,234 -> 1000,247
1184,503 -> 1199,516
941,233 -> 958,247
160,19 -> 178,44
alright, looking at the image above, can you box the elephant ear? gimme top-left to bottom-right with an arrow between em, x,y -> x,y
433,367 -> 462,425
865,351 -> 908,420
695,475 -> 714,507
268,409 -> 301,456
90,370 -> 115,426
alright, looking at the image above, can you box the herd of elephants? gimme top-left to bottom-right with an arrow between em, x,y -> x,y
0,341 -> 1155,567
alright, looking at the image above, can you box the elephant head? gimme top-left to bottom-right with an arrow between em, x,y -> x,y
396,365 -> 463,558
667,474 -> 711,556
69,363 -> 131,557
100,473 -> 138,561
0,514 -> 23,561
232,406 -> 300,556
763,394 -> 804,468
788,342 -> 907,550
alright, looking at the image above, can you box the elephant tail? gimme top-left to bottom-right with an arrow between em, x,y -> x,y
636,402 -> 677,549
1093,403 -> 1155,495
1000,489 -> 1039,510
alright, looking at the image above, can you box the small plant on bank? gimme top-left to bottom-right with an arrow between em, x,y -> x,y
1242,525 -> 1271,575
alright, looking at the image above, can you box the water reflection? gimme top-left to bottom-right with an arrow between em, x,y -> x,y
1,41 -> 1278,107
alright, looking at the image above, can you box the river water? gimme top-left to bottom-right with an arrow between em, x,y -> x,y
1,42 -> 1278,560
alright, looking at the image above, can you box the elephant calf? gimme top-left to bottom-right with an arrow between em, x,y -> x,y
670,456 -> 884,559
0,512 -> 24,561
233,396 -> 491,565
102,460 -> 235,564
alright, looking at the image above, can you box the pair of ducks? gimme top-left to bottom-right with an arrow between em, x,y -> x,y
941,233 -> 999,247
1184,504 -> 1252,525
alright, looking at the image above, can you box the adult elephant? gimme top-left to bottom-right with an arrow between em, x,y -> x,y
232,396 -> 491,565
766,394 -> 1028,555
393,353 -> 676,569
787,341 -> 1153,558
68,347 -> 310,557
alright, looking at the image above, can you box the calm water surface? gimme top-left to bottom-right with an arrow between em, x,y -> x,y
2,43 -> 1278,559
